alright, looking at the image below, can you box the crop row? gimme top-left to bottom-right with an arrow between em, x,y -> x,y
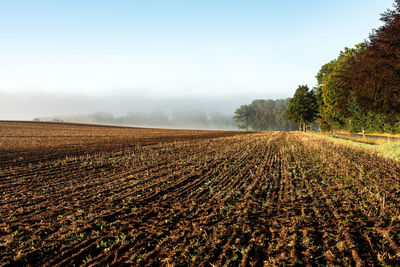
1,129 -> 399,266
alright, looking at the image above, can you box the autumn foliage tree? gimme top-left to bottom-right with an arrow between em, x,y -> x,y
315,45 -> 365,131
343,0 -> 400,132
313,0 -> 400,133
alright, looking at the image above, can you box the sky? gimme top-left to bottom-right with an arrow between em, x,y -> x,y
0,0 -> 395,119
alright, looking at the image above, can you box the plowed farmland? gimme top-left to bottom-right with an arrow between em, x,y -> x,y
1,121 -> 400,266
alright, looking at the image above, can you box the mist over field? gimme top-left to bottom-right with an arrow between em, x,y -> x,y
0,90 -> 270,129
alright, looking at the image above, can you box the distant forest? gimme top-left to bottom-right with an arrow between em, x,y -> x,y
233,99 -> 298,131
286,0 -> 400,133
37,98 -> 297,131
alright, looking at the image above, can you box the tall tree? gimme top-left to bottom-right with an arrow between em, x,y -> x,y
343,1 -> 400,131
313,0 -> 400,133
315,44 -> 365,131
286,85 -> 318,131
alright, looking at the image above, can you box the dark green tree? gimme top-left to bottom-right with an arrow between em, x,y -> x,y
286,85 -> 318,131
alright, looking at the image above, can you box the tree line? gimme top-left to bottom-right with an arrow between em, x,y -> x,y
287,0 -> 400,133
233,99 -> 298,131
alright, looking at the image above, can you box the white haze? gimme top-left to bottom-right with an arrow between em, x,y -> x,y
0,90 -> 275,121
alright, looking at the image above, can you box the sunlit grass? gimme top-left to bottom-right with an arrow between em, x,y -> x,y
333,130 -> 400,138
378,143 -> 400,160
306,132 -> 400,161
331,134 -> 400,145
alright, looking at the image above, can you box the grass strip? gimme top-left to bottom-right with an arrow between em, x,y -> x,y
305,132 -> 400,161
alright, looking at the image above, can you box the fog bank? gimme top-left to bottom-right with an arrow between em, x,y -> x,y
0,91 -> 269,129
0,91 -> 265,120
37,111 -> 236,130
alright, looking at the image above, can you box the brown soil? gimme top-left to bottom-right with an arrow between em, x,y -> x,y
0,121 -> 399,266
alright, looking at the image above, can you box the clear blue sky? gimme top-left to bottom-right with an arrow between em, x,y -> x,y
0,0 -> 395,117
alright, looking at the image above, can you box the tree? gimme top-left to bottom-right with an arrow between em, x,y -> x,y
313,1 -> 400,133
315,44 -> 366,131
316,60 -> 336,85
343,1 -> 400,132
233,105 -> 255,130
286,85 -> 318,131
251,99 -> 275,131
346,94 -> 367,133
273,99 -> 297,131
233,99 -> 297,131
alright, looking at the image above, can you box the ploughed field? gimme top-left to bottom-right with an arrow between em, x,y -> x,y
1,122 -> 400,266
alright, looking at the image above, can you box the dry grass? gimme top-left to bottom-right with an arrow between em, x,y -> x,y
306,132 -> 400,161
331,134 -> 400,145
331,130 -> 400,138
